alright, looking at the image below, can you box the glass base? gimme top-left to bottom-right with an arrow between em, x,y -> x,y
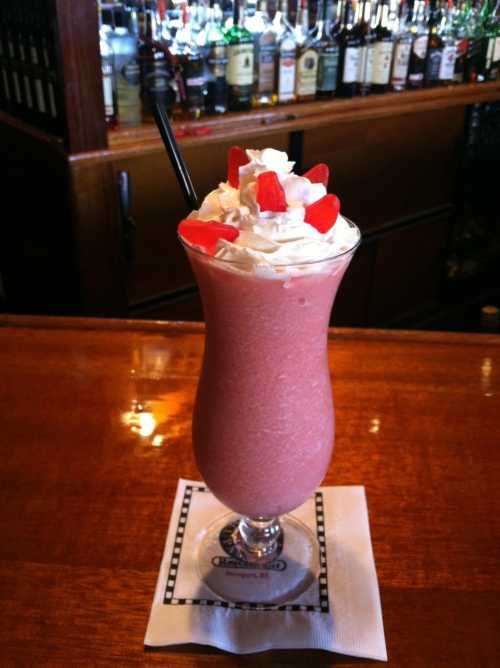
196,513 -> 320,605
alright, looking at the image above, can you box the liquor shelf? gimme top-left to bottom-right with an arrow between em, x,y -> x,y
87,81 -> 500,162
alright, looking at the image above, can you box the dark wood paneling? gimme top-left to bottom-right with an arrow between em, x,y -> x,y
69,160 -> 127,316
369,215 -> 451,325
54,0 -> 107,152
302,107 -> 465,233
331,242 -> 375,327
0,121 -> 79,315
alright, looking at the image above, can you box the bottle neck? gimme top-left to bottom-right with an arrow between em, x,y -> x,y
315,0 -> 326,31
343,0 -> 356,29
376,1 -> 390,29
296,0 -> 309,31
233,0 -> 243,27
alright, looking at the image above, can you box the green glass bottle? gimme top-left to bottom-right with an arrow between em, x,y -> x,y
226,0 -> 255,111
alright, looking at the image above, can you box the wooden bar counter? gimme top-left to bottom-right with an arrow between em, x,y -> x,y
0,316 -> 499,666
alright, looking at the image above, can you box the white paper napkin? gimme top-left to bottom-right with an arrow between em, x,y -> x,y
145,478 -> 387,660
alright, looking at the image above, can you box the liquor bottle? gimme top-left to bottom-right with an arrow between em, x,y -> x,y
438,0 -> 457,83
357,0 -> 376,96
274,0 -> 297,103
250,0 -> 278,106
453,0 -> 469,82
205,0 -> 228,113
226,0 -> 255,110
99,3 -> 118,128
372,0 -> 395,93
139,0 -> 172,116
109,15 -> 142,127
407,0 -> 429,88
170,3 -> 206,119
485,0 -> 500,79
424,0 -> 444,86
391,0 -> 413,90
314,0 -> 340,98
337,0 -> 363,97
295,0 -> 319,101
464,0 -> 487,82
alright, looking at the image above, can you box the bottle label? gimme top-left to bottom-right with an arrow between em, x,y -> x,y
317,46 -> 339,92
391,41 -> 411,83
258,42 -> 276,94
343,46 -> 360,83
227,43 -> 254,86
372,41 -> 394,85
358,44 -> 374,84
426,47 -> 442,82
494,37 -> 500,64
278,41 -> 296,101
439,45 -> 456,81
208,44 -> 228,79
296,48 -> 318,96
486,37 -> 495,69
412,35 -> 428,60
102,69 -> 115,117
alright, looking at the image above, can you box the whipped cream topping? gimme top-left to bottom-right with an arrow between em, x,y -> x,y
187,148 -> 360,273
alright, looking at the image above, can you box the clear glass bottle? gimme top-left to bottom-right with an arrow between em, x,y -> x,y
226,0 -> 255,110
250,0 -> 278,106
438,0 -> 457,84
295,0 -> 319,102
99,3 -> 118,128
391,0 -> 413,90
109,17 -> 142,127
205,0 -> 228,114
274,0 -> 297,103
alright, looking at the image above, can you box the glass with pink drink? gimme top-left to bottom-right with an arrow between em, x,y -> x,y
179,147 -> 360,604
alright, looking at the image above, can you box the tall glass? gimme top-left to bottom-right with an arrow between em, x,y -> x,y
182,220 -> 360,604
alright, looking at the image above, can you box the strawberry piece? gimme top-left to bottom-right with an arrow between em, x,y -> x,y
256,171 -> 287,212
178,219 -> 239,254
304,194 -> 340,233
303,163 -> 330,188
228,146 -> 250,188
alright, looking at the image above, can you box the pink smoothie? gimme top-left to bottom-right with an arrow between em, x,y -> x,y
188,248 -> 355,518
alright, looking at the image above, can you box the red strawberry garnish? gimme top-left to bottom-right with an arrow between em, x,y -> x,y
228,146 -> 250,188
256,171 -> 287,212
178,219 -> 239,254
304,194 -> 340,233
303,163 -> 329,188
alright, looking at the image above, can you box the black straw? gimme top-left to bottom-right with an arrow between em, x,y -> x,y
152,103 -> 199,211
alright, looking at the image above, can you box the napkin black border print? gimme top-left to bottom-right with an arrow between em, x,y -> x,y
163,485 -> 330,613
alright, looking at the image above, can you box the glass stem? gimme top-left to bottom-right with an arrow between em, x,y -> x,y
237,516 -> 281,561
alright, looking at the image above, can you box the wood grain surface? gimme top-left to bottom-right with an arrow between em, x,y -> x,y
0,316 -> 499,667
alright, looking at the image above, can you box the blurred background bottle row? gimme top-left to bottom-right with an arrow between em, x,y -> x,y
96,0 -> 500,127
